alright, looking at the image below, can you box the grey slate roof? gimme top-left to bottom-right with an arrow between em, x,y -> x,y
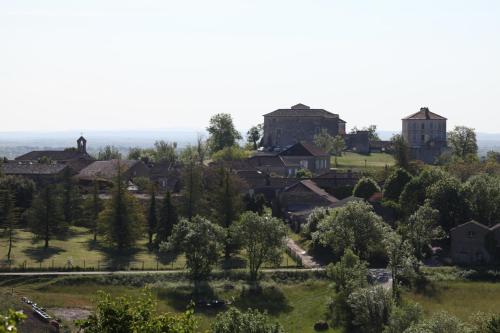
76,159 -> 140,181
284,179 -> 339,204
1,161 -> 68,175
264,103 -> 343,120
403,107 -> 447,120
15,149 -> 90,161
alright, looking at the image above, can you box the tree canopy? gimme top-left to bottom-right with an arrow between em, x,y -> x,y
448,126 -> 478,161
207,113 -> 242,153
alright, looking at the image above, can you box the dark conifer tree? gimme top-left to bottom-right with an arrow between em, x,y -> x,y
157,191 -> 178,247
147,186 -> 158,247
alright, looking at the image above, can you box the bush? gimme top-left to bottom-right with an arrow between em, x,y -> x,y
313,320 -> 329,331
353,177 -> 380,200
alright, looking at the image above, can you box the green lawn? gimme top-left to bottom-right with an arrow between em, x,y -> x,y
0,276 -> 339,333
403,281 -> 500,322
0,226 -> 297,271
332,152 -> 395,170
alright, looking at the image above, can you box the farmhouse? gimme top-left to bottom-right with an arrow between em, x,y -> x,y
450,221 -> 500,265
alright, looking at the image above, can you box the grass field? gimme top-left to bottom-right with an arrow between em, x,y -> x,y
0,226 -> 297,271
0,275 -> 339,333
403,281 -> 500,321
333,152 -> 395,170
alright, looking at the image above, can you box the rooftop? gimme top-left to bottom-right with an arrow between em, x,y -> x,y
403,107 -> 447,120
264,103 -> 345,122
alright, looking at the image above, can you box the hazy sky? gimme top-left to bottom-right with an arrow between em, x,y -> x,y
1,0 -> 499,133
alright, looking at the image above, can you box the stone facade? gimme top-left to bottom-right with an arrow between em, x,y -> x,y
402,107 -> 447,164
450,221 -> 499,265
263,103 -> 346,149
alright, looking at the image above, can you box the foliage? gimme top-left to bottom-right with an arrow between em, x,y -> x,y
448,126 -> 478,161
243,193 -> 267,215
402,204 -> 444,261
384,302 -> 423,333
164,216 -> 224,280
347,286 -> 392,333
390,134 -> 410,169
295,168 -> 312,179
313,129 -> 346,158
27,184 -> 66,249
98,165 -> 145,249
303,207 -> 331,239
77,290 -> 197,333
247,124 -> 263,150
326,249 -> 368,295
207,113 -> 242,153
211,146 -> 250,162
132,176 -> 152,192
232,211 -> 287,280
147,188 -> 158,247
211,308 -> 284,333
464,174 -> 500,227
97,145 -> 122,160
153,140 -> 178,164
383,168 -> 412,201
82,180 -> 102,241
353,176 -> 381,200
180,160 -> 203,220
60,167 -> 82,225
0,190 -> 19,260
157,191 -> 178,247
0,175 -> 36,209
313,201 -> 388,261
0,310 -> 26,333
405,311 -> 469,333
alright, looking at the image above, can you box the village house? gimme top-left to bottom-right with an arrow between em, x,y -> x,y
75,159 -> 150,188
1,161 -> 70,186
450,221 -> 500,265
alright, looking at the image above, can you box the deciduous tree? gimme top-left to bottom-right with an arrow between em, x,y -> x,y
448,126 -> 478,161
353,177 -> 380,200
383,168 -> 412,202
207,113 -> 242,153
247,124 -> 263,150
211,308 -> 284,333
157,191 -> 178,247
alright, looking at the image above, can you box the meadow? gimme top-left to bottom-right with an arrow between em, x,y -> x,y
332,152 -> 395,170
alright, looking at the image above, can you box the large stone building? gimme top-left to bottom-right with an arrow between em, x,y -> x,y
263,103 -> 346,149
402,107 -> 447,164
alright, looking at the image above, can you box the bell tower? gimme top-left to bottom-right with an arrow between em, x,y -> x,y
77,136 -> 87,153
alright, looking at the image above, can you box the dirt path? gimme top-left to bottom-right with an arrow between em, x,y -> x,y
286,238 -> 321,269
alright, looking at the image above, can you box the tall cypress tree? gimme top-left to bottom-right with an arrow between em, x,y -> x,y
157,191 -> 178,247
181,159 -> 203,220
90,179 -> 102,241
0,190 -> 19,261
61,167 -> 82,225
147,187 -> 158,247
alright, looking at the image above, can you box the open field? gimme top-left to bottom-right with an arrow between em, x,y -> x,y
403,281 -> 500,321
332,152 -> 395,170
0,226 -> 297,271
0,274 -> 338,333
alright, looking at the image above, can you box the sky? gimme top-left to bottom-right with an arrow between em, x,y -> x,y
1,0 -> 500,133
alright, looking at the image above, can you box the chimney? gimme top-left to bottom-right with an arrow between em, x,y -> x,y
421,107 -> 430,119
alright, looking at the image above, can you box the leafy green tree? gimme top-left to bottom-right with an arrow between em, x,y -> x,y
296,168 -> 313,179
232,211 -> 286,280
153,140 -> 178,164
353,177 -> 380,200
0,175 -> 36,209
165,216 -> 224,280
384,302 -> 423,333
77,290 -> 197,333
405,311 -> 469,333
426,176 -> 471,231
313,201 -> 388,261
147,187 -> 158,247
27,185 -> 66,249
464,174 -> 500,227
347,286 -> 392,333
0,310 -> 26,333
98,164 -> 145,249
384,168 -> 412,202
207,113 -> 242,153
390,134 -> 410,169
314,128 -> 335,153
211,146 -> 250,162
0,190 -> 19,261
247,124 -> 263,150
211,308 -> 284,333
157,191 -> 178,247
303,207 -> 331,239
132,176 -> 152,193
97,145 -> 122,160
88,180 -> 102,241
332,135 -> 346,166
212,168 -> 244,260
402,204 -> 444,261
60,167 -> 82,225
384,231 -> 416,302
181,159 -> 203,220
243,193 -> 267,215
448,126 -> 478,161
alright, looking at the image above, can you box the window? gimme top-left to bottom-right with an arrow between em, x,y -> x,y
421,134 -> 425,142
421,123 -> 425,130
467,230 -> 475,239
300,160 -> 308,169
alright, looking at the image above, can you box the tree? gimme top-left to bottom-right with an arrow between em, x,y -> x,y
314,129 -> 335,154
211,308 -> 284,333
164,216 -> 224,280
0,310 -> 26,333
153,140 -> 178,164
207,113 -> 242,153
405,311 -> 469,333
243,193 -> 267,215
384,302 -> 423,333
448,126 -> 478,160
403,204 -> 444,261
60,167 -> 82,225
426,176 -> 471,231
27,185 -> 66,249
88,180 -> 102,241
157,191 -> 178,247
366,125 -> 381,141
347,286 -> 392,333
464,174 -> 500,227
303,207 -> 331,239
353,177 -> 380,200
211,146 -> 250,162
383,231 -> 416,302
247,124 -> 263,150
211,168 -> 244,260
313,201 -> 388,261
0,175 -> 36,209
147,187 -> 158,247
295,168 -> 312,179
332,135 -> 346,167
0,190 -> 19,261
77,290 -> 197,333
98,164 -> 145,249
232,211 -> 286,280
97,145 -> 122,160
390,134 -> 410,169
383,168 -> 412,202
181,160 -> 203,220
